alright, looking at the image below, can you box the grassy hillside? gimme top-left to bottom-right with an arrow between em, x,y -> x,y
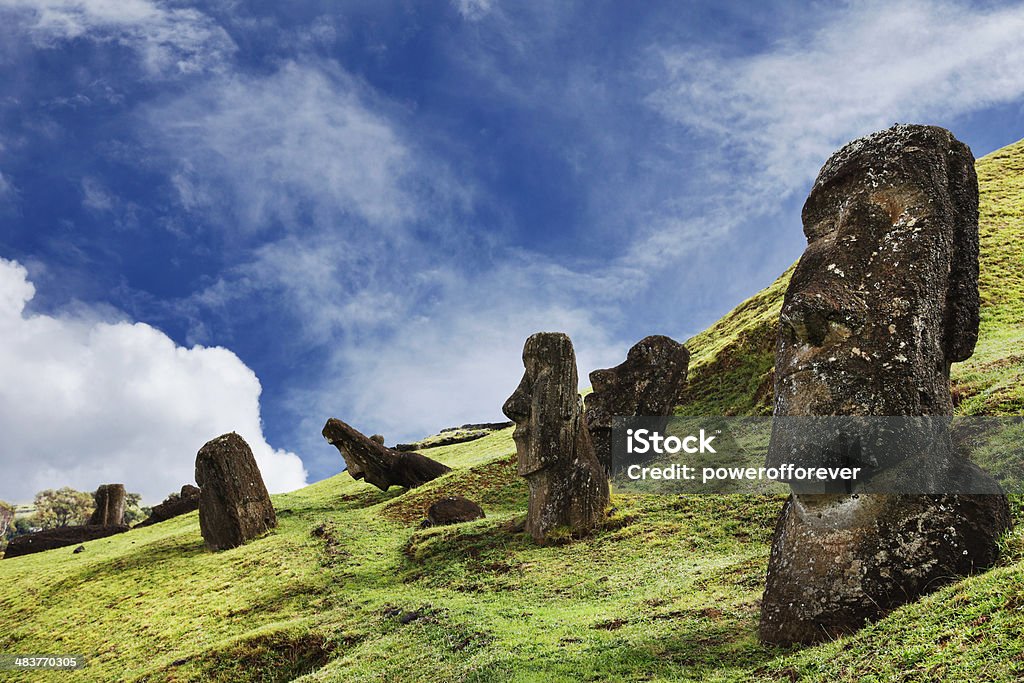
1,138 -> 1022,682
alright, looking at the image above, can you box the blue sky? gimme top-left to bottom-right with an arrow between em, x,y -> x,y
2,0 -> 1024,502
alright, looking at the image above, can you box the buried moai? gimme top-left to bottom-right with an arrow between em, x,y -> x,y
503,332 -> 609,543
322,418 -> 451,491
88,484 -> 126,526
195,432 -> 277,551
759,124 -> 1010,645
585,335 -> 690,474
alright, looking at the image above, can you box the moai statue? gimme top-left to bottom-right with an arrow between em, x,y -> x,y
585,335 -> 690,474
195,432 -> 277,551
503,332 -> 609,543
759,124 -> 1010,645
135,484 -> 201,528
88,484 -> 126,526
322,418 -> 451,491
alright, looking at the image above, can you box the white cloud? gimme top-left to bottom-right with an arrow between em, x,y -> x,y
0,257 -> 306,503
649,0 -> 1024,200
0,0 -> 235,76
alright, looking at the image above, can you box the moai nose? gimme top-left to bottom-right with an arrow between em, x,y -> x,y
781,294 -> 838,347
502,378 -> 531,422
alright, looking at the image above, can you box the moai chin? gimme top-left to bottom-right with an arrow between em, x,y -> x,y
759,124 -> 1010,645
585,335 -> 690,474
503,332 -> 609,543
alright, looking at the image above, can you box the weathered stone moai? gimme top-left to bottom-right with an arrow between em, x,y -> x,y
88,484 -> 126,526
195,432 -> 277,551
502,332 -> 609,542
322,418 -> 451,491
585,335 -> 690,473
759,124 -> 1010,645
135,484 -> 201,528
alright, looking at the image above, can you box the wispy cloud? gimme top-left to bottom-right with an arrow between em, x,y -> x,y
0,0 -> 236,76
452,0 -> 495,22
148,61 -> 467,235
648,0 -> 1024,201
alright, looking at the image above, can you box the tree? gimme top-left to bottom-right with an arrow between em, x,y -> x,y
33,487 -> 94,528
122,492 -> 149,525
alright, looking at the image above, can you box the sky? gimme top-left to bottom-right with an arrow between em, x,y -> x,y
2,0 -> 1024,503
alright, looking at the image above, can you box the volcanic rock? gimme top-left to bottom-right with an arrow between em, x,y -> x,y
426,496 -> 485,526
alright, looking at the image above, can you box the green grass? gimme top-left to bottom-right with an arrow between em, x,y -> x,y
2,139 -> 1024,681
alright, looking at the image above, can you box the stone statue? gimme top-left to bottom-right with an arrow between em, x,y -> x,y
89,483 -> 126,526
135,484 -> 201,528
195,432 -> 277,551
503,332 -> 609,542
759,124 -> 1010,644
585,335 -> 690,473
322,418 -> 451,491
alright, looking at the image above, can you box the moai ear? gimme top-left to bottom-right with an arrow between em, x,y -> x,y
943,141 -> 980,363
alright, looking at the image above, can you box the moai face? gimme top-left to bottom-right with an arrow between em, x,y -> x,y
775,125 -> 979,419
503,333 -> 581,478
585,335 -> 690,474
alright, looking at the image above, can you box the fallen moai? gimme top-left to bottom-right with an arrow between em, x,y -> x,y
322,418 -> 451,491
3,524 -> 128,559
135,484 -> 201,528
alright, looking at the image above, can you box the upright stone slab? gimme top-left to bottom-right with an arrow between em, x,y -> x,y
759,124 -> 1010,645
585,335 -> 690,473
503,332 -> 609,543
88,484 -> 126,526
195,433 -> 277,551
322,418 -> 451,491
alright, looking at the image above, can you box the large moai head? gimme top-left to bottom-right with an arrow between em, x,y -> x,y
322,418 -> 451,491
775,124 -> 979,418
503,333 -> 582,478
89,484 -> 126,527
503,332 -> 609,542
759,125 -> 1009,645
585,335 -> 690,473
